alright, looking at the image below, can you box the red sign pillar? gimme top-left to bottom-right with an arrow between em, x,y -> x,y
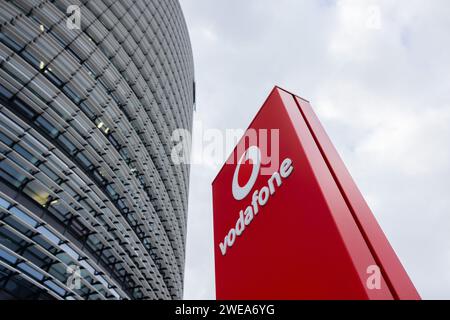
212,87 -> 420,300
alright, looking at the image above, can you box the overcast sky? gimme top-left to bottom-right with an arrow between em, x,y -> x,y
180,0 -> 450,300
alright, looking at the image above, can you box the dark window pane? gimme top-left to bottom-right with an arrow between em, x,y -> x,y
36,116 -> 59,138
57,134 -> 77,155
0,84 -> 13,99
13,145 -> 39,165
0,247 -> 17,264
0,32 -> 23,52
0,132 -> 14,146
0,161 -> 26,188
13,99 -> 37,120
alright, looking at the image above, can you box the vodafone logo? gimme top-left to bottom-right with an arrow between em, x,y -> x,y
219,146 -> 294,256
232,146 -> 261,201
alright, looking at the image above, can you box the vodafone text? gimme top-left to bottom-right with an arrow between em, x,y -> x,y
219,157 -> 294,255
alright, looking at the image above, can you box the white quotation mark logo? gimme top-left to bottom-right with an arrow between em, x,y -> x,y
366,5 -> 382,30
67,265 -> 81,290
366,265 -> 381,290
232,146 -> 261,200
67,5 -> 81,30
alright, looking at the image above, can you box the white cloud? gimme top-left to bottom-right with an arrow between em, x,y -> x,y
181,0 -> 450,299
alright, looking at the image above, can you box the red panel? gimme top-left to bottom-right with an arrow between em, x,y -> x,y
212,87 -> 419,300
291,92 -> 420,300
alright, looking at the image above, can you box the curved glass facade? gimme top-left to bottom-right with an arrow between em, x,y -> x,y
0,0 -> 194,299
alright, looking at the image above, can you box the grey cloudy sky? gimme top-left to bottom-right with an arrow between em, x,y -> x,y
179,0 -> 450,299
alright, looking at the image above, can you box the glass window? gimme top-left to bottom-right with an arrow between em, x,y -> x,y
23,135 -> 47,155
133,289 -> 143,299
13,144 -> 39,165
12,98 -> 37,120
87,293 -> 101,300
0,247 -> 17,264
0,225 -> 26,251
101,248 -> 116,265
21,50 -> 41,69
0,32 -> 23,52
0,84 -> 13,99
17,262 -> 44,281
49,30 -> 66,47
93,283 -> 107,296
96,275 -> 110,290
38,163 -> 60,182
108,134 -> 120,149
61,183 -> 77,199
0,197 -> 11,209
86,234 -> 102,251
32,234 -> 59,255
23,245 -> 52,268
60,243 -> 79,261
110,288 -> 120,299
63,85 -> 81,104
56,252 -> 73,265
84,63 -> 97,78
57,134 -> 77,155
0,161 -> 27,188
105,184 -> 118,200
2,215 -> 31,236
44,69 -> 64,87
47,203 -> 72,223
6,152 -> 33,175
44,279 -> 66,296
76,281 -> 91,297
10,206 -> 37,227
22,179 -> 49,207
79,101 -> 96,120
47,262 -> 67,283
0,131 -> 14,146
79,260 -> 95,275
27,82 -> 50,104
36,116 -> 59,138
90,170 -> 102,186
69,216 -> 89,239
75,152 -> 93,170
36,226 -> 60,246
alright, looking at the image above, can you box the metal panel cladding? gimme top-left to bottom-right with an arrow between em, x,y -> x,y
0,0 -> 195,300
